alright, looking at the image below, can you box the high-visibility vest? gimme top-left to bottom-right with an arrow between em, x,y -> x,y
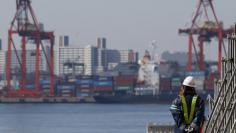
180,95 -> 198,125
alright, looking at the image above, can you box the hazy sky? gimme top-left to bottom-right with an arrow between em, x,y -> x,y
0,0 -> 235,60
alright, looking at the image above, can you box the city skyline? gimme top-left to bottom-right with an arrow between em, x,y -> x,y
0,0 -> 235,61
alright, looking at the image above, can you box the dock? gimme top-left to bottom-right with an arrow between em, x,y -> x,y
0,96 -> 95,103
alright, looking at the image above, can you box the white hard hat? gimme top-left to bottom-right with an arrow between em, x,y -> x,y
182,76 -> 195,88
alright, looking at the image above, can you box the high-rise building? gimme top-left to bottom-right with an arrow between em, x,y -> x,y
119,50 -> 137,63
97,37 -> 106,49
56,37 -> 138,75
97,38 -> 107,72
59,35 -> 70,47
0,50 -> 5,75
0,39 -> 2,50
106,49 -> 120,63
58,47 -> 84,75
106,49 -> 137,63
84,45 -> 98,75
0,39 -> 4,77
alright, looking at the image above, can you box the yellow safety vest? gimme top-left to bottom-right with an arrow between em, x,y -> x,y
180,95 -> 198,125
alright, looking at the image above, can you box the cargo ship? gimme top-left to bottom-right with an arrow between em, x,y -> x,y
93,50 -> 214,104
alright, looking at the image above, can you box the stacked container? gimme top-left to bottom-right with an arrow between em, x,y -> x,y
56,84 -> 75,97
159,77 -> 171,92
171,77 -> 182,92
113,75 -> 135,94
75,75 -> 94,97
25,84 -> 34,89
94,76 -> 113,95
40,79 -> 51,96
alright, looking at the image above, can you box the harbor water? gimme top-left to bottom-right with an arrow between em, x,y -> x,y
0,104 -> 174,133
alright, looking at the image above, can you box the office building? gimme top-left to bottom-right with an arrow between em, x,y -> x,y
58,47 -> 84,75
8,50 -> 48,73
59,35 -> 70,47
84,45 -> 98,75
97,37 -> 106,49
0,50 -> 5,75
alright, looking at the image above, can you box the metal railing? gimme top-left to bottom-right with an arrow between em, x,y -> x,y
204,26 -> 236,133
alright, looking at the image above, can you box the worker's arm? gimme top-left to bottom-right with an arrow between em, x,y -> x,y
170,96 -> 184,128
191,97 -> 205,127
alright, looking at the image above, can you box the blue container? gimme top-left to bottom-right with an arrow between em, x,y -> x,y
185,71 -> 205,77
64,36 -> 69,46
94,76 -> 113,81
40,80 -> 50,85
77,75 -> 93,79
57,85 -> 75,90
26,84 -> 35,90
76,80 -> 93,84
76,92 -> 91,97
94,81 -> 113,86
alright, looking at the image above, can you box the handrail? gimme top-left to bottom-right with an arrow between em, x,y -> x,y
223,99 -> 236,133
204,61 -> 235,132
207,66 -> 236,133
214,85 -> 236,133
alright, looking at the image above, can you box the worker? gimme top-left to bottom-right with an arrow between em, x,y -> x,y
170,76 -> 205,133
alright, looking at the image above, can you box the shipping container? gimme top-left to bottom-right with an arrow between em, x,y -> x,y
41,84 -> 51,89
171,77 -> 182,91
94,86 -> 113,92
77,89 -> 92,93
57,85 -> 75,90
76,75 -> 93,79
40,80 -> 50,85
60,89 -> 72,93
77,84 -> 93,88
114,75 -> 135,86
76,92 -> 91,97
159,78 -> 171,91
185,71 -> 205,77
94,76 -> 113,81
114,85 -> 134,91
94,91 -> 113,96
59,93 -> 74,97
42,89 -> 50,93
135,88 -> 155,95
114,75 -> 136,80
76,84 -> 94,92
26,84 -> 35,90
76,79 -> 93,84
94,81 -> 113,86
57,90 -> 75,97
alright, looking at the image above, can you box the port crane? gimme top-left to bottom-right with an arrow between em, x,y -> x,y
6,0 -> 55,97
178,0 -> 234,75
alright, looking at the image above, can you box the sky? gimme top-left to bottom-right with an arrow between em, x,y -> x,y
0,0 -> 235,60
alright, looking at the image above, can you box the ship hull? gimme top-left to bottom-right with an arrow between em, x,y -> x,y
94,95 -> 173,104
94,91 -> 214,104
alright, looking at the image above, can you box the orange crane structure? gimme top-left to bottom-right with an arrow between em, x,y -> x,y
6,0 -> 55,97
179,0 -> 234,75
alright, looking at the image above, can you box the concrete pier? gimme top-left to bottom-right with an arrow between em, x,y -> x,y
146,123 -> 174,133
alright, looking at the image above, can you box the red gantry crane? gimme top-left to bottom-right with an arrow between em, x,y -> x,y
179,0 -> 234,75
6,0 -> 55,97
